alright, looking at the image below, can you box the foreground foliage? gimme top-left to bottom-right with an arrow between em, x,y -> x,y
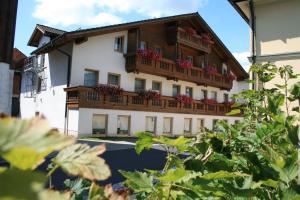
121,63 -> 300,199
0,117 -> 127,200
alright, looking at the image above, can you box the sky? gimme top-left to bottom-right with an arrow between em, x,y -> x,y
14,0 -> 251,70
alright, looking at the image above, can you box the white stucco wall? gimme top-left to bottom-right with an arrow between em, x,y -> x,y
20,44 -> 72,132
71,108 -> 242,136
0,62 -> 13,115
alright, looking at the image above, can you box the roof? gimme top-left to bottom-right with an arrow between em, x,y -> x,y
28,24 -> 66,47
30,12 -> 249,80
11,48 -> 27,69
228,0 -> 250,24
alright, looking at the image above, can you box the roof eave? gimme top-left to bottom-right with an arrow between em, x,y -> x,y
228,0 -> 250,25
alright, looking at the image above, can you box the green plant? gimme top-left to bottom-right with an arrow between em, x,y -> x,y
120,63 -> 300,199
0,117 -> 128,200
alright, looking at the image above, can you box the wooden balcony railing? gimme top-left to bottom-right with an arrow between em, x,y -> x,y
177,27 -> 211,53
125,54 -> 233,90
65,86 -> 232,116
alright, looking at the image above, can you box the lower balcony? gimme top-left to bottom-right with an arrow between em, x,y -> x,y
125,54 -> 233,90
65,86 -> 233,116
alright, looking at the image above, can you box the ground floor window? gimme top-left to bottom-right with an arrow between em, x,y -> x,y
117,115 -> 130,134
197,118 -> 205,133
212,119 -> 219,130
163,117 -> 173,134
92,114 -> 107,134
145,116 -> 156,134
234,120 -> 240,124
184,118 -> 192,134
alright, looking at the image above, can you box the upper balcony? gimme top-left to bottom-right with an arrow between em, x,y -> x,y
64,86 -> 233,116
177,27 -> 212,53
125,53 -> 233,90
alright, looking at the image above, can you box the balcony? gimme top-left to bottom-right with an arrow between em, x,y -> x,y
65,86 -> 233,116
125,54 -> 233,90
177,27 -> 211,53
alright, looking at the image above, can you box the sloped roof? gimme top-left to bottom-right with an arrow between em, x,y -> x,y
30,12 -> 249,80
28,24 -> 66,47
11,48 -> 27,69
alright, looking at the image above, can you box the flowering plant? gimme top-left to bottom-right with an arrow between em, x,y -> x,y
175,95 -> 194,105
201,33 -> 214,44
202,98 -> 218,105
138,90 -> 161,100
227,73 -> 236,81
204,66 -> 218,75
176,59 -> 193,69
185,27 -> 197,36
137,49 -> 162,61
94,84 -> 123,96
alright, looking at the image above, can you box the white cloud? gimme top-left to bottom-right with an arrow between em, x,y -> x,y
233,51 -> 251,71
33,0 -> 208,27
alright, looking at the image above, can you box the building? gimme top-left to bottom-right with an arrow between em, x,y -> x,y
0,0 -> 18,115
11,48 -> 27,116
20,13 -> 249,137
229,0 -> 300,103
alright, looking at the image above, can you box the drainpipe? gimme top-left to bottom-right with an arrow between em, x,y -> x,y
249,0 -> 256,64
56,48 -> 72,135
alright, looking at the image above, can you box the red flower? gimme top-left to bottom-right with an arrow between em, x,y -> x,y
201,33 -> 214,44
177,59 -> 193,69
185,27 -> 197,36
137,49 -> 162,61
175,95 -> 194,105
202,98 -> 218,105
138,90 -> 161,100
94,84 -> 123,96
227,72 -> 236,81
204,66 -> 218,75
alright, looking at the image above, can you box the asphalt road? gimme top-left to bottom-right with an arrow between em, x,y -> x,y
36,139 -> 167,189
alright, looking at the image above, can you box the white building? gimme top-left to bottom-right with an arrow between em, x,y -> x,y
20,13 -> 249,137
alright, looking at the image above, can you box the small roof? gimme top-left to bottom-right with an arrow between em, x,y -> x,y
30,12 -> 249,80
11,48 -> 27,69
28,24 -> 66,47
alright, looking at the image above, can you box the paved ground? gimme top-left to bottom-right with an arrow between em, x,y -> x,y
36,139 -> 167,189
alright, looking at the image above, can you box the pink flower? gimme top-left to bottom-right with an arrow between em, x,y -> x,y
177,59 -> 193,69
175,95 -> 194,105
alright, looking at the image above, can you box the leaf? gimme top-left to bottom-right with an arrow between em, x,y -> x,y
53,144 -> 111,181
251,179 -> 278,189
226,109 -> 240,116
0,169 -> 46,200
89,183 -> 127,200
154,136 -> 191,152
201,171 -> 249,180
158,168 -> 189,182
0,117 -> 75,170
38,190 -> 71,200
120,170 -> 153,193
135,132 -> 154,154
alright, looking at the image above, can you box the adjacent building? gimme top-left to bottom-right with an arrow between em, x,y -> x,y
20,13 -> 249,137
229,0 -> 300,110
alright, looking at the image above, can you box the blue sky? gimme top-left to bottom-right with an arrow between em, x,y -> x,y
14,0 -> 250,69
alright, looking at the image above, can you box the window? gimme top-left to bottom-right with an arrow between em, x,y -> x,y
197,119 -> 205,133
114,36 -> 124,52
84,69 -> 98,87
211,91 -> 217,101
201,89 -> 207,100
152,81 -> 161,93
172,85 -> 181,96
184,118 -> 192,134
117,115 -> 130,134
92,114 -> 107,135
224,93 -> 229,102
186,55 -> 193,64
135,78 -> 146,92
234,120 -> 240,124
37,77 -> 42,93
185,87 -> 193,97
163,117 -> 173,134
212,119 -> 219,130
108,73 -> 120,86
140,41 -> 147,50
146,117 -> 156,134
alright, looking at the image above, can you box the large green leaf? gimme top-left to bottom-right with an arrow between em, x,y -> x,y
119,170 -> 153,193
0,117 -> 75,170
158,168 -> 189,182
53,144 -> 111,181
0,169 -> 46,200
135,132 -> 154,154
201,170 -> 249,180
154,136 -> 192,152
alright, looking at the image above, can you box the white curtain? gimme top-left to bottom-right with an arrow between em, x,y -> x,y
163,118 -> 172,133
92,115 -> 106,130
118,116 -> 129,131
146,117 -> 155,133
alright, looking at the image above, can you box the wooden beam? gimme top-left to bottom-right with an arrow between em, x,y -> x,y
0,0 -> 18,64
75,37 -> 88,45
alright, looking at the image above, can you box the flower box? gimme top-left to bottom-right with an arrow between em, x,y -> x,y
201,33 -> 214,44
175,95 -> 194,105
94,84 -> 123,96
137,90 -> 161,100
204,66 -> 218,75
185,27 -> 197,36
137,49 -> 162,61
227,73 -> 236,81
223,101 -> 235,107
176,59 -> 193,69
202,98 -> 218,105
